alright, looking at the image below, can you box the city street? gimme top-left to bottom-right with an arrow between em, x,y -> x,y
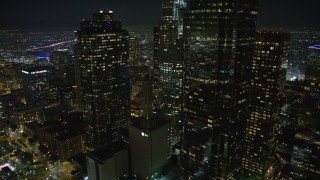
0,129 -> 76,179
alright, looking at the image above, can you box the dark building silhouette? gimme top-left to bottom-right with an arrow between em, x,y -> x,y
86,142 -> 129,180
50,49 -> 71,65
50,49 -> 76,86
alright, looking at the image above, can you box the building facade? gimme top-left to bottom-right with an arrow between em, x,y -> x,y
182,0 -> 258,179
242,32 -> 290,177
304,45 -> 320,95
129,35 -> 138,62
156,0 -> 186,149
86,143 -> 129,180
75,10 -> 131,151
21,66 -> 55,105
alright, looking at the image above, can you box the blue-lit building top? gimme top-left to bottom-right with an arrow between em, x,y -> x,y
308,45 -> 320,50
308,44 -> 320,62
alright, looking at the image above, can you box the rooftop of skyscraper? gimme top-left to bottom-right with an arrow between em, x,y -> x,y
86,142 -> 127,164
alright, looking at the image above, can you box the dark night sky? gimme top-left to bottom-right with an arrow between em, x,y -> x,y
0,0 -> 320,30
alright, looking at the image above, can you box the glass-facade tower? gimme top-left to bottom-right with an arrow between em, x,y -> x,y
75,10 -> 130,151
182,0 -> 258,179
242,32 -> 290,177
156,0 -> 186,147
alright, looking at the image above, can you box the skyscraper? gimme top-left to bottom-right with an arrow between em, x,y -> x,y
75,10 -> 131,151
304,45 -> 320,95
242,31 -> 290,177
50,49 -> 71,65
153,26 -> 160,107
21,66 -> 56,105
129,35 -> 138,62
182,0 -> 258,179
129,80 -> 172,179
156,0 -> 186,148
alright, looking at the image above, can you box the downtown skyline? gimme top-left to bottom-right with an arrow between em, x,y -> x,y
0,0 -> 320,179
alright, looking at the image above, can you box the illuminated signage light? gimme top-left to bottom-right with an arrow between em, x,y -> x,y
141,132 -> 148,137
22,70 -> 48,74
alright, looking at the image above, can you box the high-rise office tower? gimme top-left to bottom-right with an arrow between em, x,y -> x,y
182,0 -> 258,179
75,10 -> 131,151
242,32 -> 290,177
50,49 -> 71,65
0,100 -> 6,131
50,49 -> 76,85
304,45 -> 320,95
153,26 -> 160,107
86,142 -> 129,180
280,96 -> 320,179
130,64 -> 152,117
129,35 -> 138,62
21,66 -> 56,105
156,0 -> 186,148
129,80 -> 171,179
